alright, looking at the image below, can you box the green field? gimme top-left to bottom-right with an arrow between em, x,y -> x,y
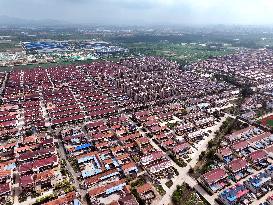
125,42 -> 236,65
266,119 -> 273,127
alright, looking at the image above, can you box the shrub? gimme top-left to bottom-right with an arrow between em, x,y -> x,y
165,180 -> 173,188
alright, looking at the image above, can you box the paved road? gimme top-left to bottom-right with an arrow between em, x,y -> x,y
12,171 -> 20,205
57,139 -> 88,205
154,115 -> 229,205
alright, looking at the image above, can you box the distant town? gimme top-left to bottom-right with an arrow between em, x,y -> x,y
1,24 -> 273,205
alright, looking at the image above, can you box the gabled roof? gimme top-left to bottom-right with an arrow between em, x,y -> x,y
122,162 -> 137,171
88,179 -> 126,197
136,183 -> 153,194
248,150 -> 267,162
43,191 -> 76,205
228,158 -> 248,173
232,140 -> 249,151
140,151 -> 165,165
19,155 -> 58,173
172,143 -> 190,153
0,170 -> 11,179
20,175 -> 34,187
226,126 -> 255,141
202,168 -> 227,184
0,183 -> 10,195
248,132 -> 271,144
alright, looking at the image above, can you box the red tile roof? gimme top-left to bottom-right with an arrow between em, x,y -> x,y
88,179 -> 126,197
51,114 -> 85,125
122,162 -> 137,171
202,168 -> 227,184
228,158 -> 248,173
266,145 -> 273,153
0,170 -> 11,179
172,143 -> 190,153
43,191 -> 76,205
19,155 -> 58,173
248,150 -> 267,162
232,140 -> 249,151
20,175 -> 34,187
217,147 -> 232,157
0,183 -> 10,195
136,183 -> 153,194
248,132 -> 271,144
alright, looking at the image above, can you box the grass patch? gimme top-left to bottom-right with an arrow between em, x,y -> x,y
124,42 -> 235,65
266,119 -> 273,127
130,177 -> 146,188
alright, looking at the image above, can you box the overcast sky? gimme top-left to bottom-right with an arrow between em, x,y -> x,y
1,0 -> 273,25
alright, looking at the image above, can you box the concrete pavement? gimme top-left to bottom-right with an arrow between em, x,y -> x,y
57,139 -> 88,205
152,115 -> 229,205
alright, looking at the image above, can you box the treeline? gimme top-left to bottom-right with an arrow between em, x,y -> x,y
214,74 -> 253,96
194,117 -> 247,175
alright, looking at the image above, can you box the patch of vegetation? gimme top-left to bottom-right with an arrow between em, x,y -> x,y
33,194 -> 56,205
123,42 -> 235,65
154,184 -> 166,196
31,191 -> 40,199
214,74 -> 241,87
130,177 -> 146,188
186,158 -> 192,163
54,179 -> 75,194
131,188 -> 146,205
67,157 -> 80,172
193,117 -> 245,177
173,168 -> 179,176
165,180 -> 173,188
5,201 -> 13,205
241,86 -> 254,98
267,120 -> 273,127
18,196 -> 27,203
172,183 -> 208,205
0,42 -> 18,52
176,108 -> 188,116
130,176 -> 147,205
166,122 -> 179,129
60,160 -> 68,176
169,154 -> 187,167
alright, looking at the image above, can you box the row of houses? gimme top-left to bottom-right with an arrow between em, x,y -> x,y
199,125 -> 273,205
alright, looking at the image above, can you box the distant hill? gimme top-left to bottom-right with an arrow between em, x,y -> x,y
0,15 -> 69,26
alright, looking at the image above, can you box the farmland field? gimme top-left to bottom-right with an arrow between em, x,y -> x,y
124,42 -> 236,65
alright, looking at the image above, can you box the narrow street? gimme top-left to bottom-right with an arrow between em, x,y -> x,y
57,139 -> 88,205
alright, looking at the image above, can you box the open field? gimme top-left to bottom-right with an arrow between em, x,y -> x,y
124,42 -> 236,65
